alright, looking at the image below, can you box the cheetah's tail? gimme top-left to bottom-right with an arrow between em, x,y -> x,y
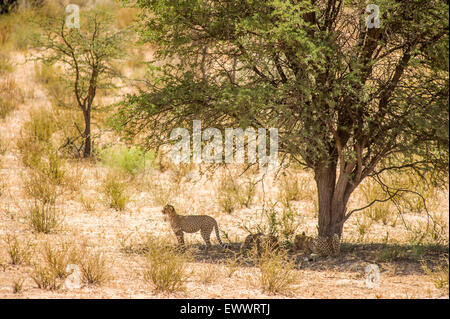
214,221 -> 227,249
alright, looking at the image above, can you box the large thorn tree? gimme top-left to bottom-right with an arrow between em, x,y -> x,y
117,0 -> 449,238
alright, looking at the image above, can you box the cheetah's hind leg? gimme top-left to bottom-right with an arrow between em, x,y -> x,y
200,229 -> 212,252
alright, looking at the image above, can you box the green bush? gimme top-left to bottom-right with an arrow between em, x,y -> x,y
97,145 -> 156,176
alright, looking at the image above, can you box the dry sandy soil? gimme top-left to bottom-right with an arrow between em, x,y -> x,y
0,51 -> 448,299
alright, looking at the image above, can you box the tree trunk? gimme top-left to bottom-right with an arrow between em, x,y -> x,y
82,109 -> 91,158
314,163 -> 350,238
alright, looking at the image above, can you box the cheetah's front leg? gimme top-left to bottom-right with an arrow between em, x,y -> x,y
175,230 -> 185,250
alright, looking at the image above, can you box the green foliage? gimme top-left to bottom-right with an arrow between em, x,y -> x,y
31,7 -> 128,157
97,145 -> 156,176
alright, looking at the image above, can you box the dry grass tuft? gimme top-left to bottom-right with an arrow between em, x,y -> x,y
28,202 -> 63,234
256,249 -> 298,295
101,171 -> 130,211
0,76 -> 23,120
12,278 -> 25,294
422,257 -> 449,294
143,238 -> 188,293
79,248 -> 108,285
4,234 -> 34,265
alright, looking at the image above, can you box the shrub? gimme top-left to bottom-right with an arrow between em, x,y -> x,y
12,278 -> 25,294
143,238 -> 187,293
0,52 -> 14,74
278,175 -> 301,204
97,145 -> 156,176
24,169 -> 58,205
28,202 -> 62,234
79,248 -> 108,285
42,242 -> 79,279
101,171 -> 130,211
422,257 -> 449,294
16,134 -> 45,168
0,77 -> 22,120
31,265 -> 61,290
257,250 -> 298,295
22,108 -> 56,144
4,234 -> 33,265
216,176 -> 241,214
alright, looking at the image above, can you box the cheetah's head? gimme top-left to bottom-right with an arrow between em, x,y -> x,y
293,232 -> 307,251
162,204 -> 176,216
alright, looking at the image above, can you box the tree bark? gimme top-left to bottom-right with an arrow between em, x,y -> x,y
314,162 -> 350,238
82,109 -> 91,158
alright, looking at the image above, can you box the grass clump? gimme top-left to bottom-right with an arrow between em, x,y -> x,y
4,234 -> 34,265
12,278 -> 25,294
34,63 -> 74,108
0,77 -> 23,120
422,257 -> 449,294
28,202 -> 62,234
31,241 -> 78,290
79,248 -> 108,285
42,242 -> 79,279
22,108 -> 56,144
143,238 -> 188,293
216,176 -> 242,214
257,250 -> 298,295
31,266 -> 61,290
101,171 -> 130,211
216,175 -> 257,213
0,52 -> 14,74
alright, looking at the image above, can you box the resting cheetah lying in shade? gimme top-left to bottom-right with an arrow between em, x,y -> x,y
294,232 -> 341,257
162,204 -> 226,251
242,233 -> 279,256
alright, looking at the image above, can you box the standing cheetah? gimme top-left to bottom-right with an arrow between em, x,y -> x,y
162,204 -> 226,251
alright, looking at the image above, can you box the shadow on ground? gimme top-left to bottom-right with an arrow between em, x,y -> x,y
184,242 -> 449,277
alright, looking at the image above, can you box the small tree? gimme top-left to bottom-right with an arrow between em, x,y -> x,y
32,8 -> 126,157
